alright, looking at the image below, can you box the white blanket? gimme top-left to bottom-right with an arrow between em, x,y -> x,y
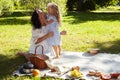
43,51 -> 120,79
13,51 -> 120,79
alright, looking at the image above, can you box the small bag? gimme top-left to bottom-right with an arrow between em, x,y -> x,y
29,45 -> 49,69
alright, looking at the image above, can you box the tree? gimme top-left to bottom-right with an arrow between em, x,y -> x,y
76,0 -> 84,11
20,0 -> 67,15
66,0 -> 119,11
66,0 -> 76,11
0,0 -> 67,15
20,0 -> 44,10
0,0 -> 14,15
14,0 -> 20,9
94,0 -> 119,7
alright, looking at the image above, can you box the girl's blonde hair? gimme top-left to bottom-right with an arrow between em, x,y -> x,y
47,2 -> 61,24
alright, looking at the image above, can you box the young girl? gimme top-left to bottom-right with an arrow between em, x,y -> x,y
38,2 -> 63,58
46,2 -> 62,58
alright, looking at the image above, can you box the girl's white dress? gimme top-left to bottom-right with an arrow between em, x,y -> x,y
29,27 -> 54,58
46,15 -> 61,46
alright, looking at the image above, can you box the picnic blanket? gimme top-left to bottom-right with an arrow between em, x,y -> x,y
52,51 -> 120,73
13,51 -> 120,79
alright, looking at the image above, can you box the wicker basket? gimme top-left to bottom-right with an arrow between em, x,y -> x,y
29,45 -> 49,69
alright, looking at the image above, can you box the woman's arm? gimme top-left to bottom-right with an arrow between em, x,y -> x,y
38,12 -> 54,25
41,13 -> 54,25
35,31 -> 53,44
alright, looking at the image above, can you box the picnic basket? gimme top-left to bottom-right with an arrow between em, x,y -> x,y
29,45 -> 49,69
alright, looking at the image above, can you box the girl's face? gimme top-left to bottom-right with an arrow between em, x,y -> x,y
48,7 -> 53,15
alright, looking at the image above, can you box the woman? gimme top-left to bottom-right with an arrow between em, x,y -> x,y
18,9 -> 66,61
18,10 -> 55,60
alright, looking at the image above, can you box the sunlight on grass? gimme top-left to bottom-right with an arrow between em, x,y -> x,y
0,7 -> 120,79
0,25 -> 31,55
61,17 -> 120,52
92,6 -> 120,13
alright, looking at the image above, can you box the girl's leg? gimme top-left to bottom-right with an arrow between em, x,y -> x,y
52,46 -> 59,58
58,45 -> 61,56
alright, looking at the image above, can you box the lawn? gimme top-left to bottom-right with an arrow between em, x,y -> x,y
0,6 -> 120,79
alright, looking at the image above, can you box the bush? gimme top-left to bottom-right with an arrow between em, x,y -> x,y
20,0 -> 67,15
0,0 -> 67,16
66,0 -> 77,11
0,2 -> 3,15
66,0 -> 119,11
94,0 -> 119,7
81,0 -> 96,11
0,0 -> 14,15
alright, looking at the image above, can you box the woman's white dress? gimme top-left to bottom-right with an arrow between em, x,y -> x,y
29,26 -> 55,58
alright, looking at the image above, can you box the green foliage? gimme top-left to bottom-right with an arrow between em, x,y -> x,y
94,0 -> 119,7
66,0 -> 76,11
66,0 -> 96,11
20,0 -> 67,15
0,0 -> 14,15
0,1 -> 3,14
81,0 -> 96,11
66,0 -> 119,11
0,0 -> 67,16
14,0 -> 21,9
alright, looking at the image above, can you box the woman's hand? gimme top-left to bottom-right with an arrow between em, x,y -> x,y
35,31 -> 54,44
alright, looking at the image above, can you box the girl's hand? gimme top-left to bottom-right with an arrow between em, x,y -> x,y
37,9 -> 43,14
60,31 -> 67,35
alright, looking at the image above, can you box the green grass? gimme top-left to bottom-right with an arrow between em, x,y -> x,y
0,6 -> 120,79
62,12 -> 120,53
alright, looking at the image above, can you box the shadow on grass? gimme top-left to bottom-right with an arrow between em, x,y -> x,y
0,11 -> 32,18
0,52 -> 54,79
1,11 -> 120,25
0,11 -> 31,25
0,53 -> 26,79
0,18 -> 30,25
64,12 -> 120,24
93,39 -> 120,53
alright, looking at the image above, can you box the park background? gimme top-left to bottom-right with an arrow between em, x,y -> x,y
0,0 -> 120,79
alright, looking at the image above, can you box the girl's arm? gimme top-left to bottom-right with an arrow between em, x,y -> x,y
60,30 -> 67,35
35,31 -> 54,44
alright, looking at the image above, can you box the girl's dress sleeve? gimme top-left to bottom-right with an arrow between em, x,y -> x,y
46,16 -> 58,32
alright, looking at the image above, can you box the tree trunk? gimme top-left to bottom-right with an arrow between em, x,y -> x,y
66,0 -> 74,11
77,0 -> 84,11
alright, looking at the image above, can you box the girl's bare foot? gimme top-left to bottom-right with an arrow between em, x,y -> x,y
52,56 -> 60,59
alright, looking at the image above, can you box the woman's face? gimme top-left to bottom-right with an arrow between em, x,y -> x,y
38,12 -> 46,26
